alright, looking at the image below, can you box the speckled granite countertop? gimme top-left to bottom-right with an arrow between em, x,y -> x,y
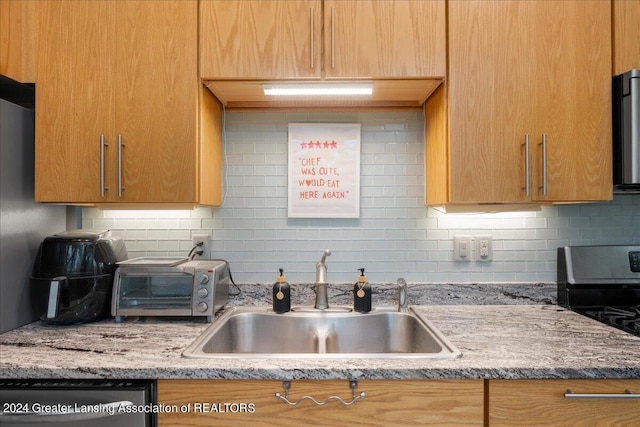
1,284 -> 638,380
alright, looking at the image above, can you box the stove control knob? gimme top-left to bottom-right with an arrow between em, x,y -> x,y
197,302 -> 209,313
197,273 -> 210,284
197,288 -> 209,299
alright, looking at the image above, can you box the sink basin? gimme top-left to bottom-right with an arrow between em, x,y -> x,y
182,307 -> 462,359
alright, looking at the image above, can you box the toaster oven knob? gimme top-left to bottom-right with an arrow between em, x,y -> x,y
197,273 -> 210,284
197,287 -> 209,298
197,302 -> 209,312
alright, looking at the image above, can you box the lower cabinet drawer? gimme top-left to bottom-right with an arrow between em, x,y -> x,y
488,379 -> 640,426
157,379 -> 484,426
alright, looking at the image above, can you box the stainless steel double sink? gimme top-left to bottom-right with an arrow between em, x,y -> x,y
183,307 -> 462,359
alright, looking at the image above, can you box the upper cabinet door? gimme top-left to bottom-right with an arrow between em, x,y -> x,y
323,0 -> 445,79
114,0 -> 198,203
35,0 -> 116,203
427,0 -> 611,208
447,0 -> 535,203
200,0 -> 322,80
34,0 -> 217,206
531,0 -> 611,202
0,0 -> 37,82
613,0 -> 640,75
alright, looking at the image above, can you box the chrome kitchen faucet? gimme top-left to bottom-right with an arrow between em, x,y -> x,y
314,249 -> 332,309
397,278 -> 408,313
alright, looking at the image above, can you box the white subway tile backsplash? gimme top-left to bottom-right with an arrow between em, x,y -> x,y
135,240 -> 159,251
157,240 -> 180,251
82,111 -> 640,284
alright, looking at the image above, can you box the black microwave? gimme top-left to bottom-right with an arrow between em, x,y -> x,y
613,69 -> 640,193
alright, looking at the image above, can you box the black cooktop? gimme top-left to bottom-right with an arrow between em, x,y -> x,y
580,306 -> 640,337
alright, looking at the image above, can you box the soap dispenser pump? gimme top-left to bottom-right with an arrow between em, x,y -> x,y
353,268 -> 372,313
272,268 -> 291,314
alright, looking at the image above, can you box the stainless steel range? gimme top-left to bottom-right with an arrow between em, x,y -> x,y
557,245 -> 640,337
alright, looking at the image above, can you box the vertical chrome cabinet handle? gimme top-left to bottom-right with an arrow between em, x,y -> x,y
309,7 -> 314,69
100,135 -> 108,197
539,133 -> 548,196
117,134 -> 125,197
331,7 -> 335,69
522,134 -> 530,196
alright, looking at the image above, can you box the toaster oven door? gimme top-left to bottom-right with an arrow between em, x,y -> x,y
115,271 -> 194,316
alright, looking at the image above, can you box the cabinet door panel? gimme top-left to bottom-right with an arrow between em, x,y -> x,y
324,0 -> 445,79
489,379 -> 640,426
115,0 -> 198,203
200,0 -> 321,80
158,379 -> 483,426
532,0 -> 611,202
613,0 -> 640,75
1,0 -> 37,82
35,0 -> 115,203
447,0 -> 534,203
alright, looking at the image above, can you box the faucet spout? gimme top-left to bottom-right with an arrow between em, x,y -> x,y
314,249 -> 332,309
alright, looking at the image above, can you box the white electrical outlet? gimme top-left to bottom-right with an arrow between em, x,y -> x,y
475,235 -> 493,262
453,235 -> 473,262
192,234 -> 211,259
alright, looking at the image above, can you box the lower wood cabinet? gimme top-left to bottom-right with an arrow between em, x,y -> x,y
157,379 -> 484,426
488,379 -> 640,426
158,378 -> 640,426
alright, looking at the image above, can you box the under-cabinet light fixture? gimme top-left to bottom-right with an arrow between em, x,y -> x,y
263,82 -> 374,96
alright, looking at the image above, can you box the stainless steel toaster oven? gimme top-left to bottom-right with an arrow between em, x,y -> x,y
111,258 -> 230,322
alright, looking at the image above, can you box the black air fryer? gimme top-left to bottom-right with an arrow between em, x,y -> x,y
30,230 -> 127,325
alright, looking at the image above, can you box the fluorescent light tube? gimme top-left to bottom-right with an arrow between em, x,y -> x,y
263,82 -> 373,96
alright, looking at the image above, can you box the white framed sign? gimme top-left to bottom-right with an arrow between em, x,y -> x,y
288,123 -> 361,218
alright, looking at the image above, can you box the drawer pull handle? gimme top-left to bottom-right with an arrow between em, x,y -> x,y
564,389 -> 640,399
275,380 -> 365,407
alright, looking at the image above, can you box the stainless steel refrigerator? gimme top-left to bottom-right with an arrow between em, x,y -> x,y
0,79 -> 67,333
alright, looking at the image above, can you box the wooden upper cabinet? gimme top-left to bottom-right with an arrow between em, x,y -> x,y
531,1 -> 612,202
323,0 -> 446,79
200,0 -> 322,80
201,0 -> 445,81
200,0 -> 445,108
0,0 -> 37,82
426,0 -> 611,208
35,0 -> 115,203
114,0 -> 198,203
613,0 -> 640,75
35,0 -> 221,206
445,1 -> 535,204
